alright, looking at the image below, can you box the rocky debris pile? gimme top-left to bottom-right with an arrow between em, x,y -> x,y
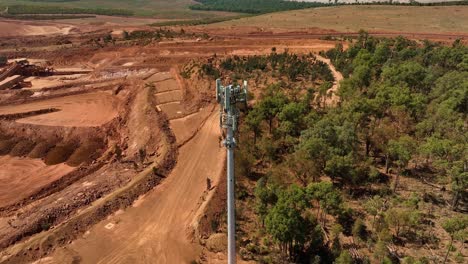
0,59 -> 54,90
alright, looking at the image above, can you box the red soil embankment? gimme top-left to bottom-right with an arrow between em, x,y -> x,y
0,91 -> 120,127
0,156 -> 74,208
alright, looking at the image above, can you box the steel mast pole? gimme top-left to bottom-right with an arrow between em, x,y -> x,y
226,121 -> 236,264
216,79 -> 247,264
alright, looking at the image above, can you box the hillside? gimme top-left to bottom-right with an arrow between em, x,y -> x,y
212,5 -> 468,34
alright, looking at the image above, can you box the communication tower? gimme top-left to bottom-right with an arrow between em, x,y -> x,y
216,79 -> 248,264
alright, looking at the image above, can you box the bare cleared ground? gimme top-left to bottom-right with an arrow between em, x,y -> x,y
171,105 -> 215,146
0,20 -> 75,37
0,156 -> 74,208
0,91 -> 120,127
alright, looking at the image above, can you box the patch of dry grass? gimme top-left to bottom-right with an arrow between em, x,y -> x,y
213,5 -> 468,34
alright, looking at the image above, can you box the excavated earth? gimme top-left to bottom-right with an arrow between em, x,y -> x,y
0,23 -> 465,264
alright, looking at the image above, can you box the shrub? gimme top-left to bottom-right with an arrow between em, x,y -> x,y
201,63 -> 220,79
138,148 -> 146,163
210,219 -> 219,232
352,218 -> 367,243
335,251 -> 353,264
40,220 -> 52,231
337,208 -> 354,236
0,56 -> 7,66
454,252 -> 464,263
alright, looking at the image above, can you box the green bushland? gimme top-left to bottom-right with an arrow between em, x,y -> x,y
226,32 -> 467,262
44,142 -> 76,165
66,140 -> 103,166
0,0 -> 241,19
199,50 -> 334,83
190,0 -> 330,14
3,4 -> 133,16
28,141 -> 54,159
191,0 -> 468,15
322,32 -> 467,209
348,1 -> 468,7
10,139 -> 36,157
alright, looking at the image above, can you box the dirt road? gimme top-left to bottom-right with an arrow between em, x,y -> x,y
316,54 -> 343,105
48,112 -> 224,263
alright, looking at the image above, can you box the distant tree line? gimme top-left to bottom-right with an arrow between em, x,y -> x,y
2,4 -> 134,16
347,0 -> 468,7
26,0 -> 80,2
191,0 -> 468,14
190,0 -> 331,14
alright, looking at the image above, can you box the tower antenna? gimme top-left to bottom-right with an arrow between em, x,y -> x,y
216,79 -> 248,264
